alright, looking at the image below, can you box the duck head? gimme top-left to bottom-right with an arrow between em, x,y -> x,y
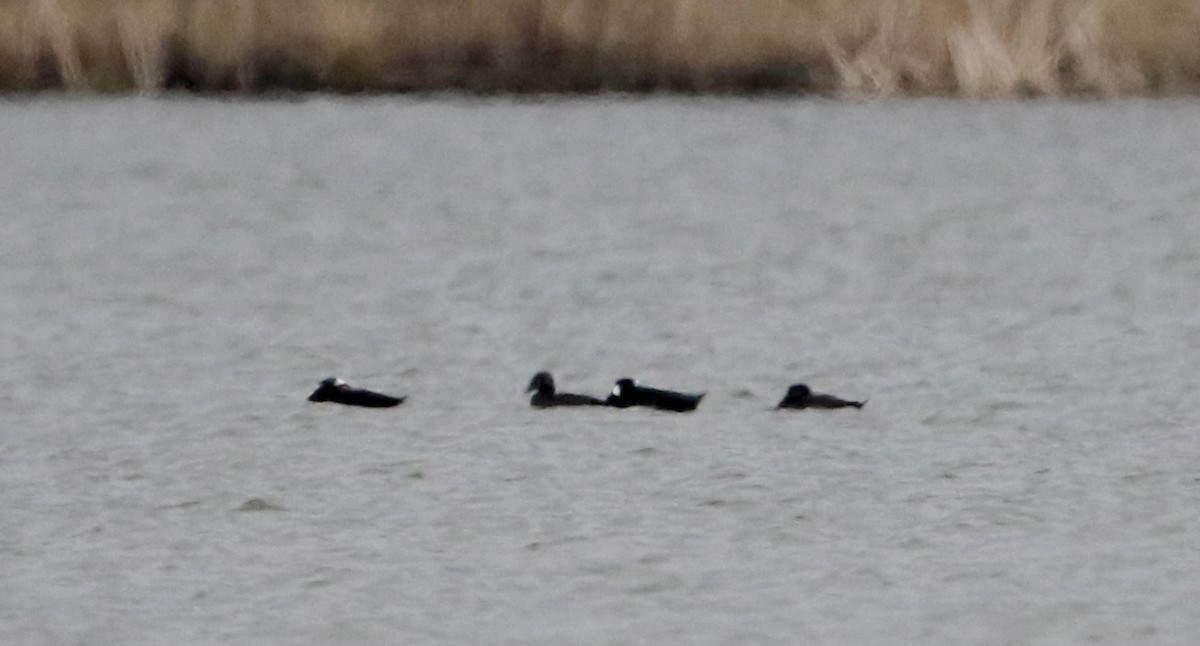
526,372 -> 555,395
785,383 -> 812,400
606,378 -> 637,407
308,377 -> 347,402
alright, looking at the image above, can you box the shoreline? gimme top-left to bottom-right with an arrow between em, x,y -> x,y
2,0 -> 1199,98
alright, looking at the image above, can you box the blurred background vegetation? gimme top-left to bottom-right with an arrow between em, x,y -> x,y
2,0 -> 1198,96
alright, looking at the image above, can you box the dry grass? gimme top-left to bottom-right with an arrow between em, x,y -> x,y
0,0 -> 1198,96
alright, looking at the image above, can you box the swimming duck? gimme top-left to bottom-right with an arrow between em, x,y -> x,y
526,372 -> 605,407
777,383 -> 865,410
307,377 -> 405,408
605,378 -> 705,412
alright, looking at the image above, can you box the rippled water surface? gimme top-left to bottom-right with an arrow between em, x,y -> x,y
2,96 -> 1200,645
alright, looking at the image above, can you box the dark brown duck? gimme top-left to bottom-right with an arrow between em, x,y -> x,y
777,383 -> 865,410
526,372 -> 605,407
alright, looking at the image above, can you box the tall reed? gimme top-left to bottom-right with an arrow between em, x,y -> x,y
0,0 -> 1197,96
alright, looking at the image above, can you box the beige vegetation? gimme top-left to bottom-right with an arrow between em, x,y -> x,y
1,0 -> 1199,97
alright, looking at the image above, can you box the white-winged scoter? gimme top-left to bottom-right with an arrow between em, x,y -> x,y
777,383 -> 865,410
307,377 -> 405,408
605,378 -> 704,412
526,372 -> 605,407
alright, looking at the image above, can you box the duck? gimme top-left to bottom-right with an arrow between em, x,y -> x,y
307,377 -> 405,408
605,378 -> 704,412
526,372 -> 605,407
776,383 -> 865,410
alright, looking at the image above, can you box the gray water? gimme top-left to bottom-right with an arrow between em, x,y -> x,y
2,96 -> 1199,645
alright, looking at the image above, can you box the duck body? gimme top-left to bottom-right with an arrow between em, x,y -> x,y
526,372 -> 604,408
777,383 -> 864,410
307,377 -> 405,408
605,378 -> 704,412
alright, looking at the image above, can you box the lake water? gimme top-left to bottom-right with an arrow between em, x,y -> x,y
2,95 -> 1199,645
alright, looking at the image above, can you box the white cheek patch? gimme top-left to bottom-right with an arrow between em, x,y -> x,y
611,384 -> 623,398
334,378 -> 347,387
